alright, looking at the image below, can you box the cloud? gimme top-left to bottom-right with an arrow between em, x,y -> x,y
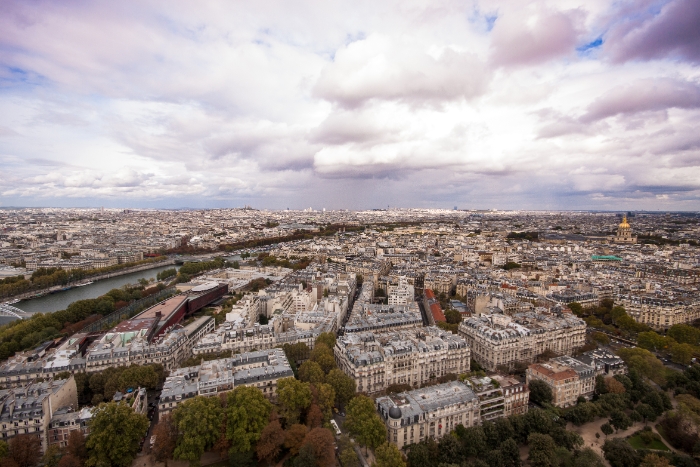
314,34 -> 490,107
0,0 -> 700,209
581,78 -> 700,122
0,126 -> 18,136
490,7 -> 585,67
310,108 -> 400,145
604,0 -> 700,63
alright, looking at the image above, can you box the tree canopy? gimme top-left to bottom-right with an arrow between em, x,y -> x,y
226,386 -> 273,453
85,402 -> 150,467
277,378 -> 312,424
528,379 -> 553,405
345,395 -> 387,450
172,396 -> 224,465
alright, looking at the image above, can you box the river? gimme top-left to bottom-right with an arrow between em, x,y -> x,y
4,264 -> 181,322
2,254 -> 243,325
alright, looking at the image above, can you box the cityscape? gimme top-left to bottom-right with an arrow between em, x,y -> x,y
0,208 -> 699,467
2,0 -> 700,467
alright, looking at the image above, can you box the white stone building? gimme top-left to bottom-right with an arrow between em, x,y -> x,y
458,312 -> 586,371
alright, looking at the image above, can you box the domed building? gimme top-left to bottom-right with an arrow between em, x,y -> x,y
613,215 -> 636,244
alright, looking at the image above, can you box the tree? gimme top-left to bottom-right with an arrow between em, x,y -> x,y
461,426 -> 488,457
565,402 -> 599,426
527,433 -> 557,467
0,441 -> 7,460
671,343 -> 694,365
668,324 -> 700,346
485,449 -> 504,467
406,440 -> 438,467
277,378 -> 312,424
57,454 -> 84,467
495,417 -> 515,445
284,424 -> 308,455
637,332 -> 671,353
151,415 -> 177,466
602,438 -> 640,467
66,430 -> 88,463
528,379 -> 553,405
298,361 -> 325,385
640,453 -> 671,467
444,309 -> 462,325
314,383 -> 336,423
42,445 -> 62,467
595,375 -> 608,395
591,331 -> 610,345
226,386 -> 273,453
500,438 -> 521,467
636,404 -> 657,424
310,344 -> 336,374
315,332 -> 336,349
600,423 -> 613,437
307,404 -> 323,428
256,420 -> 284,466
345,395 -> 387,452
172,396 -> 223,466
375,443 -> 406,467
605,377 -> 626,394
438,434 -> 462,464
340,446 -> 360,467
617,348 -> 667,385
483,421 -> 500,450
6,435 -> 40,467
568,302 -> 583,316
85,402 -> 149,467
301,428 -> 335,467
292,444 -> 316,467
609,410 -> 632,432
573,448 -> 605,467
326,369 -> 356,408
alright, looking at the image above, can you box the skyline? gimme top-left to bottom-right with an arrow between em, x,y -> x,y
1,0 -> 700,210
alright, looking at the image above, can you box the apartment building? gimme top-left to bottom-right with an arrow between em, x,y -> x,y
387,276 -> 415,305
617,294 -> 700,330
0,377 -> 78,451
344,303 -> 423,333
526,355 -> 596,408
376,381 -> 480,449
464,374 -> 530,421
334,327 -> 470,394
47,407 -> 93,449
85,316 -> 214,372
458,312 -> 586,371
576,349 -> 627,376
159,349 -> 293,414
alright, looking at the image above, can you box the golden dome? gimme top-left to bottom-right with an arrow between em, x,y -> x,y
619,215 -> 630,229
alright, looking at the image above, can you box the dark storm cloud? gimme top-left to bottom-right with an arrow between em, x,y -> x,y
604,0 -> 700,63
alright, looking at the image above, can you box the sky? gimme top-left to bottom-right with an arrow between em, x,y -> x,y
1,0 -> 699,211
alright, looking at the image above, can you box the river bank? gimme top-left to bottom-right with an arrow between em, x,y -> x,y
3,253 -> 241,322
4,259 -> 176,303
3,262 -> 179,321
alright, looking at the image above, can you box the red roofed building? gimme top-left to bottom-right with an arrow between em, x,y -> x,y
526,362 -> 580,407
424,289 -> 446,323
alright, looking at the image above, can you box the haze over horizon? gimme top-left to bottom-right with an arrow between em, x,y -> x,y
1,0 -> 700,211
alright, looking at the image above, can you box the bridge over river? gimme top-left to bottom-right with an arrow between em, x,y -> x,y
0,303 -> 32,319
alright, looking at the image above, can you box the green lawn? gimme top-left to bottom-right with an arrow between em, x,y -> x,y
627,434 -> 670,451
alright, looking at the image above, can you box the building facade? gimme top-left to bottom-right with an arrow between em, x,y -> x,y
334,327 -> 470,394
0,377 -> 78,451
158,349 -> 293,414
458,312 -> 586,371
376,381 -> 480,449
526,355 -> 596,408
